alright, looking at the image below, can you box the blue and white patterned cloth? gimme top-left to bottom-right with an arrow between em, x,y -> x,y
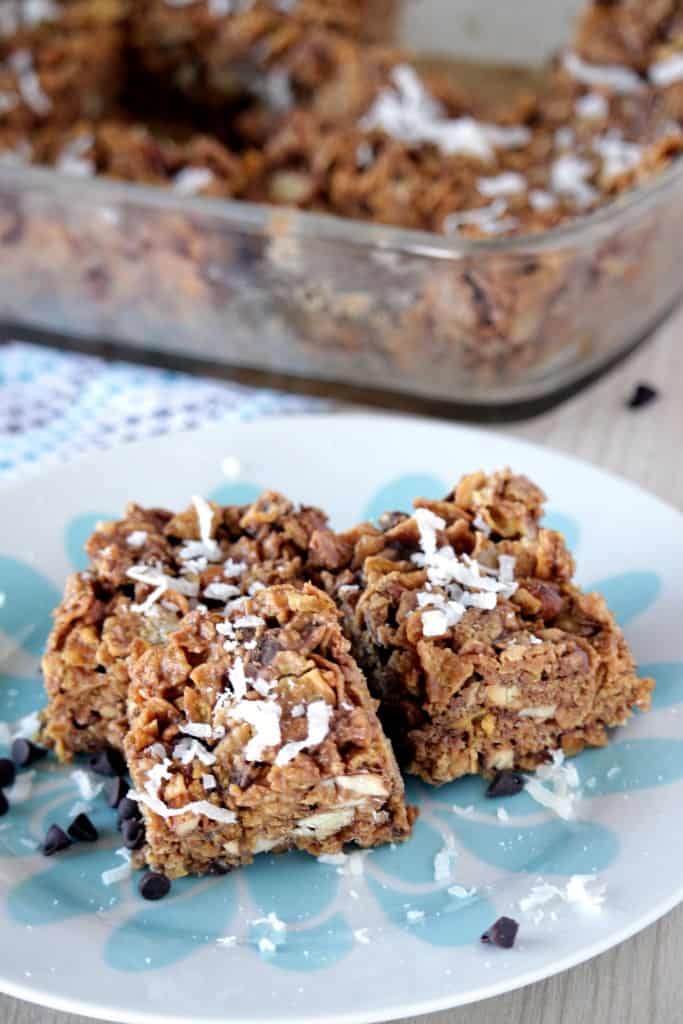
0,341 -> 327,483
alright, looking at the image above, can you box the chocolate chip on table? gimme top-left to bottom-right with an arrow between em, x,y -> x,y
43,824 -> 72,857
481,916 -> 519,949
627,383 -> 659,409
486,771 -> 525,798
67,813 -> 99,843
117,797 -> 142,823
89,748 -> 126,778
122,819 -> 145,850
105,776 -> 128,808
0,757 -> 16,789
0,791 -> 8,817
11,738 -> 48,768
139,871 -> 171,901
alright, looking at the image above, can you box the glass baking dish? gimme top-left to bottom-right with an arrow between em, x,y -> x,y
1,0 -> 682,411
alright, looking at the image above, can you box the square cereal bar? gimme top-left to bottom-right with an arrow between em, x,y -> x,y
42,492 -> 350,760
125,583 -> 414,877
328,469 -> 653,785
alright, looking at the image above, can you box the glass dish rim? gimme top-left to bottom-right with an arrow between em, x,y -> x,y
2,152 -> 682,257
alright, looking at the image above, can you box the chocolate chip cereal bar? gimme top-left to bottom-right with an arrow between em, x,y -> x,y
42,492 -> 348,760
125,583 -> 414,877
328,470 -> 653,785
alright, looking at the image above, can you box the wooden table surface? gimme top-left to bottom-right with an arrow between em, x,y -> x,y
2,310 -> 682,1024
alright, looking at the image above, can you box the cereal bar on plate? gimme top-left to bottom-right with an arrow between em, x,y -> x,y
328,470 -> 654,785
125,583 -> 414,877
42,492 -> 348,760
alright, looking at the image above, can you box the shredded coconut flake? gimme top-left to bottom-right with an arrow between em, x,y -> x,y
5,769 -> 35,804
412,510 -> 517,636
650,53 -> 683,88
173,166 -> 214,196
593,132 -> 642,180
563,51 -> 643,94
223,559 -> 247,578
227,656 -> 248,702
9,49 -> 51,115
354,927 -> 371,944
183,496 -> 222,562
433,839 -> 457,882
253,911 -> 287,933
406,909 -> 424,922
173,736 -> 217,767
127,564 -> 197,614
233,615 -> 265,631
525,750 -> 581,820
551,153 -> 598,207
448,884 -> 477,899
497,807 -> 509,822
477,172 -> 526,197
444,198 -> 519,236
575,91 -> 608,120
360,64 -> 529,161
275,700 -> 332,766
179,721 -> 213,740
529,188 -> 557,211
126,530 -> 148,548
102,848 -> 133,887
71,770 -> 104,802
472,513 -> 491,536
11,710 -> 41,740
55,133 -> 94,178
520,874 -> 605,914
204,582 -> 240,601
230,699 -> 281,761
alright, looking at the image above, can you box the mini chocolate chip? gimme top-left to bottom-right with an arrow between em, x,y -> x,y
89,748 -> 126,778
67,813 -> 99,843
481,916 -> 519,949
0,757 -> 16,789
627,383 -> 659,409
122,819 -> 145,850
139,871 -> 171,901
12,738 -> 48,768
117,797 -> 142,823
207,861 -> 231,876
105,776 -> 128,808
43,824 -> 72,857
0,791 -> 8,817
486,771 -> 525,798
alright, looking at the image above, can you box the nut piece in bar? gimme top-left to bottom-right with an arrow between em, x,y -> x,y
41,492 -> 349,761
329,469 -> 654,785
125,583 -> 414,877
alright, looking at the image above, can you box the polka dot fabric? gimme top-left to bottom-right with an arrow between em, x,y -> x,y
0,342 -> 327,482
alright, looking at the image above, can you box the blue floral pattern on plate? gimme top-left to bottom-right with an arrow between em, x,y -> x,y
1,475 -> 681,980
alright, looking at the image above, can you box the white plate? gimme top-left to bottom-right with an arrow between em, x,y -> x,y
0,413 -> 682,1024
